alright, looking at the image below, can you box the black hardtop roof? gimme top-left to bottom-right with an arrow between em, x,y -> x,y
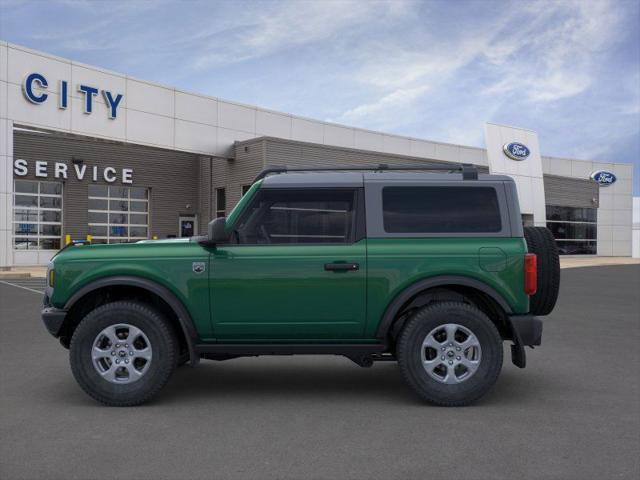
258,164 -> 514,188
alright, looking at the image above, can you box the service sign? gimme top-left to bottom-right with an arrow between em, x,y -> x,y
590,170 -> 616,186
14,159 -> 133,184
503,142 -> 530,161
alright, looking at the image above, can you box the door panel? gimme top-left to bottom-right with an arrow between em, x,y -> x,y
210,241 -> 366,340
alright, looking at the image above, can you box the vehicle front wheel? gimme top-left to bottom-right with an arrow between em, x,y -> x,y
397,302 -> 503,406
69,301 -> 178,406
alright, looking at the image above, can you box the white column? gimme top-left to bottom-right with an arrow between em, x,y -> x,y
484,123 -> 546,226
0,117 -> 13,269
1,40 -> 14,267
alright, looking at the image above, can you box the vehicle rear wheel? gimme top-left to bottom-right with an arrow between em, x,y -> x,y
397,302 -> 503,406
70,301 -> 178,406
524,226 -> 560,316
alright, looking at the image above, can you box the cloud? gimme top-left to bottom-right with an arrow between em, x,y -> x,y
1,0 -> 638,191
329,0 -> 629,143
335,85 -> 429,123
482,0 -> 621,102
189,0 -> 410,70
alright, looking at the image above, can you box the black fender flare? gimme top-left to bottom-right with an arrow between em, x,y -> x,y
375,275 -> 513,340
64,276 -> 200,365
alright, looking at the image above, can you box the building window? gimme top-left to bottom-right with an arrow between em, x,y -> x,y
88,185 -> 149,244
216,188 -> 226,218
546,205 -> 597,255
13,180 -> 63,250
241,185 -> 251,196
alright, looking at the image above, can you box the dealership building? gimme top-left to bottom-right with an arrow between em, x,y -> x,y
0,41 -> 636,267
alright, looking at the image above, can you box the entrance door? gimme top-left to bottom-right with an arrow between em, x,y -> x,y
210,188 -> 366,340
179,216 -> 197,238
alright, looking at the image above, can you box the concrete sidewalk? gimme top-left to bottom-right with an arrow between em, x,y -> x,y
559,256 -> 640,269
0,266 -> 47,279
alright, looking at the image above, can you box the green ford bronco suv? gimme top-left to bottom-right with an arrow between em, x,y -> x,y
42,163 -> 560,407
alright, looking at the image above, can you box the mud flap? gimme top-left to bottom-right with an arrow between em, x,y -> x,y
511,344 -> 526,369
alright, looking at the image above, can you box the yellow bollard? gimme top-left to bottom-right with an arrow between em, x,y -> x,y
86,234 -> 92,244
65,234 -> 71,245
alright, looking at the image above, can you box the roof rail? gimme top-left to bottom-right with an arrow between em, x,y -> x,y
253,163 -> 479,183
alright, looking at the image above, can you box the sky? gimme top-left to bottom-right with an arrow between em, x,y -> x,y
1,0 -> 639,193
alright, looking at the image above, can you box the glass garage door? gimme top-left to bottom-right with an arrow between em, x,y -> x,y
88,185 -> 149,244
546,205 -> 597,255
13,180 -> 63,251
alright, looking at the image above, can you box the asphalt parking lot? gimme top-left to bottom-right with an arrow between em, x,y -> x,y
1,265 -> 639,480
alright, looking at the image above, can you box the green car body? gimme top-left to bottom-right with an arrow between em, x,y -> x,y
42,166 -> 555,406
47,235 -> 529,342
46,174 -> 530,344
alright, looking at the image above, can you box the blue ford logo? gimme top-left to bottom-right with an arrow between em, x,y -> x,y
590,170 -> 617,186
503,142 -> 530,161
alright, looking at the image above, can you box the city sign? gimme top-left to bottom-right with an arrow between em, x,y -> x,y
23,72 -> 124,119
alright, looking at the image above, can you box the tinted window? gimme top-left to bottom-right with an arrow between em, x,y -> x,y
556,240 -> 597,255
130,187 -> 148,200
547,222 -> 597,240
14,195 -> 38,207
546,205 -> 596,223
14,181 -> 38,194
236,189 -> 355,244
545,205 -> 597,255
110,186 -> 128,199
40,196 -> 61,208
88,185 -> 108,197
40,182 -> 62,195
88,198 -> 108,210
382,186 -> 502,233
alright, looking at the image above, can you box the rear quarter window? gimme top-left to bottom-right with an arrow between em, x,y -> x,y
382,186 -> 502,233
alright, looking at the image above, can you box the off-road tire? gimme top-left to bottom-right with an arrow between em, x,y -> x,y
524,226 -> 560,316
70,301 -> 178,406
397,302 -> 503,406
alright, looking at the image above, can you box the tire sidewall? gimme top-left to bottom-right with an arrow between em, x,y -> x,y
70,302 -> 176,405
398,303 -> 503,405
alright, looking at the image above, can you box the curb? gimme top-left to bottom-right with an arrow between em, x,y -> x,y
0,273 -> 32,279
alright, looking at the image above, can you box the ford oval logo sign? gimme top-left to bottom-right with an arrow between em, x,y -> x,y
503,142 -> 530,161
590,170 -> 617,186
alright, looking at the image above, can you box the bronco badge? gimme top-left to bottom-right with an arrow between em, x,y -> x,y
192,262 -> 206,274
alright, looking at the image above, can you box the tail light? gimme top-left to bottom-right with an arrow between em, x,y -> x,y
524,253 -> 537,295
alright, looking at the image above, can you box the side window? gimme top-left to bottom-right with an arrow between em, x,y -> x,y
382,186 -> 502,233
235,189 -> 356,245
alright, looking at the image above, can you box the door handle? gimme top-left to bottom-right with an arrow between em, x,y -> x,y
324,262 -> 359,272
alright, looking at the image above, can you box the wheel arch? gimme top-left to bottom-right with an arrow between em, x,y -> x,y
61,276 -> 199,365
375,275 -> 513,342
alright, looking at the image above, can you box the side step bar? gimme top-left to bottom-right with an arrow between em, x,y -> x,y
194,343 -> 390,367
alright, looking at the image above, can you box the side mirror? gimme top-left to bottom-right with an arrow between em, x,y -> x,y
208,217 -> 230,244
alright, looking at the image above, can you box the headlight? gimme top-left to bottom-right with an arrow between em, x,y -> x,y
48,268 -> 55,288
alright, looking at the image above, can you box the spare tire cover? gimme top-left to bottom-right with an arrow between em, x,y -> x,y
523,226 -> 560,316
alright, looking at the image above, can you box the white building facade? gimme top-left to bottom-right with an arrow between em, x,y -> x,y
0,41 -> 635,267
